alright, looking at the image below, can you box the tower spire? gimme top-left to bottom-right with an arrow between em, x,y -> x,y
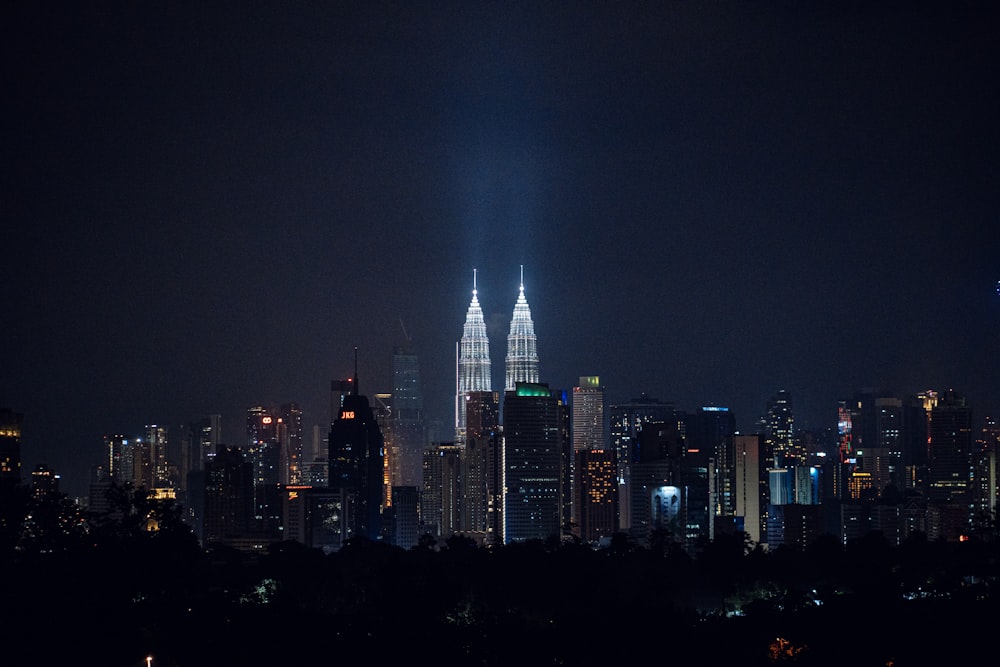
505,267 -> 539,391
354,346 -> 358,395
456,269 -> 492,442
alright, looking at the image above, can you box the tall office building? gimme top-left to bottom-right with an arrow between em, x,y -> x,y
373,393 -> 393,508
0,408 -> 23,488
328,377 -> 385,542
571,376 -> 606,529
764,390 -> 797,465
576,448 -> 617,544
734,434 -> 763,546
875,397 -> 903,490
106,433 -> 132,485
246,406 -> 281,535
572,376 -> 605,451
927,389 -> 973,540
30,463 -> 60,499
687,406 -> 736,538
502,382 -> 564,544
180,414 -> 222,486
392,333 -> 426,489
140,424 -> 170,489
608,395 -> 676,531
389,485 -> 420,550
278,403 -> 303,486
462,390 -> 500,542
629,419 -> 684,546
504,268 -> 539,391
203,445 -> 255,549
422,443 -> 462,540
456,270 -> 492,443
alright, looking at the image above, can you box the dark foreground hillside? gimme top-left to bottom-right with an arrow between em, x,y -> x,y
2,484 -> 997,666
5,532 -> 999,667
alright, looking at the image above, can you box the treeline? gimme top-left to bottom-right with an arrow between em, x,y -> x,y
2,483 -> 998,666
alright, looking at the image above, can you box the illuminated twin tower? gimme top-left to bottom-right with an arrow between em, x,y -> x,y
455,266 -> 539,442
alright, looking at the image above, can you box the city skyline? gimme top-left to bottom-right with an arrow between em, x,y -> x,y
4,2 -> 999,498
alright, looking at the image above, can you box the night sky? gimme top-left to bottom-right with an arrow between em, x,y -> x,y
5,2 -> 999,498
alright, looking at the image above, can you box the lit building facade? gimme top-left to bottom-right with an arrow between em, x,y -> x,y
765,390 -> 797,465
0,408 -> 22,488
502,382 -> 564,544
570,376 -> 605,529
576,448 -> 617,544
456,270 -> 492,444
504,267 -> 539,391
734,434 -> 763,546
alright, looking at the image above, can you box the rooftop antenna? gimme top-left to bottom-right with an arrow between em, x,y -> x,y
353,346 -> 358,395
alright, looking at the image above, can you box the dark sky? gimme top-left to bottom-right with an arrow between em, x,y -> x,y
5,1 -> 999,498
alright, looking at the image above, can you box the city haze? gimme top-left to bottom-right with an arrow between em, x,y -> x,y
4,2 -> 999,497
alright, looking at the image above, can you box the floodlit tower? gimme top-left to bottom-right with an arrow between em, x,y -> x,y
456,269 -> 492,443
504,266 -> 539,391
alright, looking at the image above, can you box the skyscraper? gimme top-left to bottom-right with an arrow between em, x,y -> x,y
246,406 -> 281,534
392,330 -> 426,489
502,382 -> 565,544
0,409 -> 22,488
203,445 -> 255,549
328,375 -> 385,542
462,390 -> 500,542
572,376 -> 605,451
576,448 -> 617,544
764,390 -> 797,465
278,403 -> 303,486
927,389 -> 973,540
571,376 -> 605,529
608,395 -> 676,531
504,267 -> 539,391
734,433 -> 763,546
456,270 -> 492,443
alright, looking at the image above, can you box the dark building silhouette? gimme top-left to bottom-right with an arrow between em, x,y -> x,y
686,406 -> 735,548
462,390 -> 500,543
422,442 -> 461,540
388,484 -> 420,549
246,405 -> 282,537
30,463 -> 59,499
392,334 -> 426,489
203,445 -> 255,548
608,395 -> 676,534
502,382 -> 565,544
328,374 -> 385,542
926,389 -> 973,540
629,418 -> 684,546
0,409 -> 24,489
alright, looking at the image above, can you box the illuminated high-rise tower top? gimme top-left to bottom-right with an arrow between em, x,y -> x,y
456,269 -> 492,442
505,266 -> 539,391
